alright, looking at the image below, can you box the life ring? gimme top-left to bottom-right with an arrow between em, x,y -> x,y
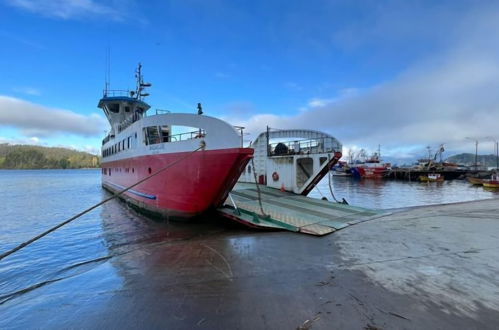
272,172 -> 279,181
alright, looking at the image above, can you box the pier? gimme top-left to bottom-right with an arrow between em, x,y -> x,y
386,168 -> 489,181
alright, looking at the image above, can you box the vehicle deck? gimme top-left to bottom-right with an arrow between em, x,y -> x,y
219,183 -> 385,235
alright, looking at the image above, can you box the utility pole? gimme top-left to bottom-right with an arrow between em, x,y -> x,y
486,137 -> 499,171
466,137 -> 479,171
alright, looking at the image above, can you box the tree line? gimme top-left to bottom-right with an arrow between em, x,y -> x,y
0,144 -> 100,169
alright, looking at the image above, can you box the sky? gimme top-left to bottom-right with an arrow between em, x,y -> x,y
1,0 -> 499,162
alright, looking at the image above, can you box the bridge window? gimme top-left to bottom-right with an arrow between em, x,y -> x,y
108,103 -> 120,113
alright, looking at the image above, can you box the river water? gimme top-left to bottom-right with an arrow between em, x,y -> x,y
0,169 -> 497,328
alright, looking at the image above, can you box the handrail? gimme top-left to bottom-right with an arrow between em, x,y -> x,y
267,137 -> 337,156
103,89 -> 133,98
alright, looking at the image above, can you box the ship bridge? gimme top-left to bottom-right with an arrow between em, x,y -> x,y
99,64 -> 152,144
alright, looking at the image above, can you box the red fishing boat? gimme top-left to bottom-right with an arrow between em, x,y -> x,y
100,64 -> 253,218
350,153 -> 391,179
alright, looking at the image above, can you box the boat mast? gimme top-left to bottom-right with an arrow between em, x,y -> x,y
135,63 -> 151,100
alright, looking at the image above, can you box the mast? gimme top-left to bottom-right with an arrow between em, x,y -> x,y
134,63 -> 151,100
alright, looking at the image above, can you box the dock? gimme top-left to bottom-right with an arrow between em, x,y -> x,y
219,183 -> 384,236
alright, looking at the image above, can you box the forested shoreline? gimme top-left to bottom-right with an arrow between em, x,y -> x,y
0,144 -> 100,169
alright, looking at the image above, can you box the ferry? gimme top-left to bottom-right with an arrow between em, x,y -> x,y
99,64 -> 253,218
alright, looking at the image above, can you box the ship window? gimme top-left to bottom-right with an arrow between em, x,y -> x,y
127,137 -> 130,149
144,126 -> 161,145
125,106 -> 131,112
108,103 -> 120,113
320,157 -> 327,165
160,126 -> 170,142
248,165 -> 252,174
122,140 -> 125,150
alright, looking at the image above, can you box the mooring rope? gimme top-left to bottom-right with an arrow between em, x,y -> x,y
250,157 -> 269,218
0,143 -> 205,262
328,169 -> 340,203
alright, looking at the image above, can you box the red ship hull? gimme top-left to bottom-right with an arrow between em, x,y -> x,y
101,147 -> 253,218
356,167 -> 388,179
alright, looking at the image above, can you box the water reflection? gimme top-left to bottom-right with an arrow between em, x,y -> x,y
310,176 -> 498,210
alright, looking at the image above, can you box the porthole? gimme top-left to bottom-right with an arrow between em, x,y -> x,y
148,167 -> 152,174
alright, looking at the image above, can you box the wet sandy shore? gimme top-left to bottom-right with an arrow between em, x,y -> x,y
3,198 -> 499,329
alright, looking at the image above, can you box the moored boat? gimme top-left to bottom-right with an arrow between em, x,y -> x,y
100,64 -> 253,218
467,177 -> 484,185
350,153 -> 391,179
419,173 -> 444,182
482,174 -> 499,188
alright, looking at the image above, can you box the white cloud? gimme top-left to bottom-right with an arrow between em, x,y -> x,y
231,53 -> 499,157
12,86 -> 41,96
307,98 -> 331,108
5,0 -> 129,21
0,95 -> 108,137
226,5 -> 499,159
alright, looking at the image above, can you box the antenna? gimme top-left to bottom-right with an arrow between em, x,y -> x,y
135,63 -> 152,100
104,46 -> 111,96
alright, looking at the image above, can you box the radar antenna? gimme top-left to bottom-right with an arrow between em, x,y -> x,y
135,63 -> 152,100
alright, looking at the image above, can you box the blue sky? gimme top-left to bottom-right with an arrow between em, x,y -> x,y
1,0 -> 499,162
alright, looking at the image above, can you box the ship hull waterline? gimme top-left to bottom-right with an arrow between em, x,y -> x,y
102,147 -> 253,219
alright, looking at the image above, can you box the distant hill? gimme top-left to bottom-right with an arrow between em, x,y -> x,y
0,144 -> 100,169
446,153 -> 498,167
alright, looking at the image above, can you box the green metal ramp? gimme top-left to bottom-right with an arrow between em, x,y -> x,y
219,183 -> 386,236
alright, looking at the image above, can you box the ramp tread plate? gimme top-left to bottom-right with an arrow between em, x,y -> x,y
317,220 -> 351,230
267,197 -> 372,220
218,208 -> 286,229
287,196 -> 380,214
299,224 -> 335,236
262,199 -> 361,223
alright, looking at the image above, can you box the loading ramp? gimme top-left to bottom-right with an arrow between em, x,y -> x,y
219,183 -> 386,236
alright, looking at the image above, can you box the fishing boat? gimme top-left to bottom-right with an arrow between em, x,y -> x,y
100,64 -> 253,218
419,173 -> 444,182
350,153 -> 391,179
482,174 -> 499,188
467,177 -> 484,185
331,161 -> 351,176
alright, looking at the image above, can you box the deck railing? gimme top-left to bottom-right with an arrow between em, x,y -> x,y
102,89 -> 133,98
268,137 -> 338,156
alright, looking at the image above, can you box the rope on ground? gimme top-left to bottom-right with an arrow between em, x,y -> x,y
250,157 -> 269,218
0,143 -> 205,262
